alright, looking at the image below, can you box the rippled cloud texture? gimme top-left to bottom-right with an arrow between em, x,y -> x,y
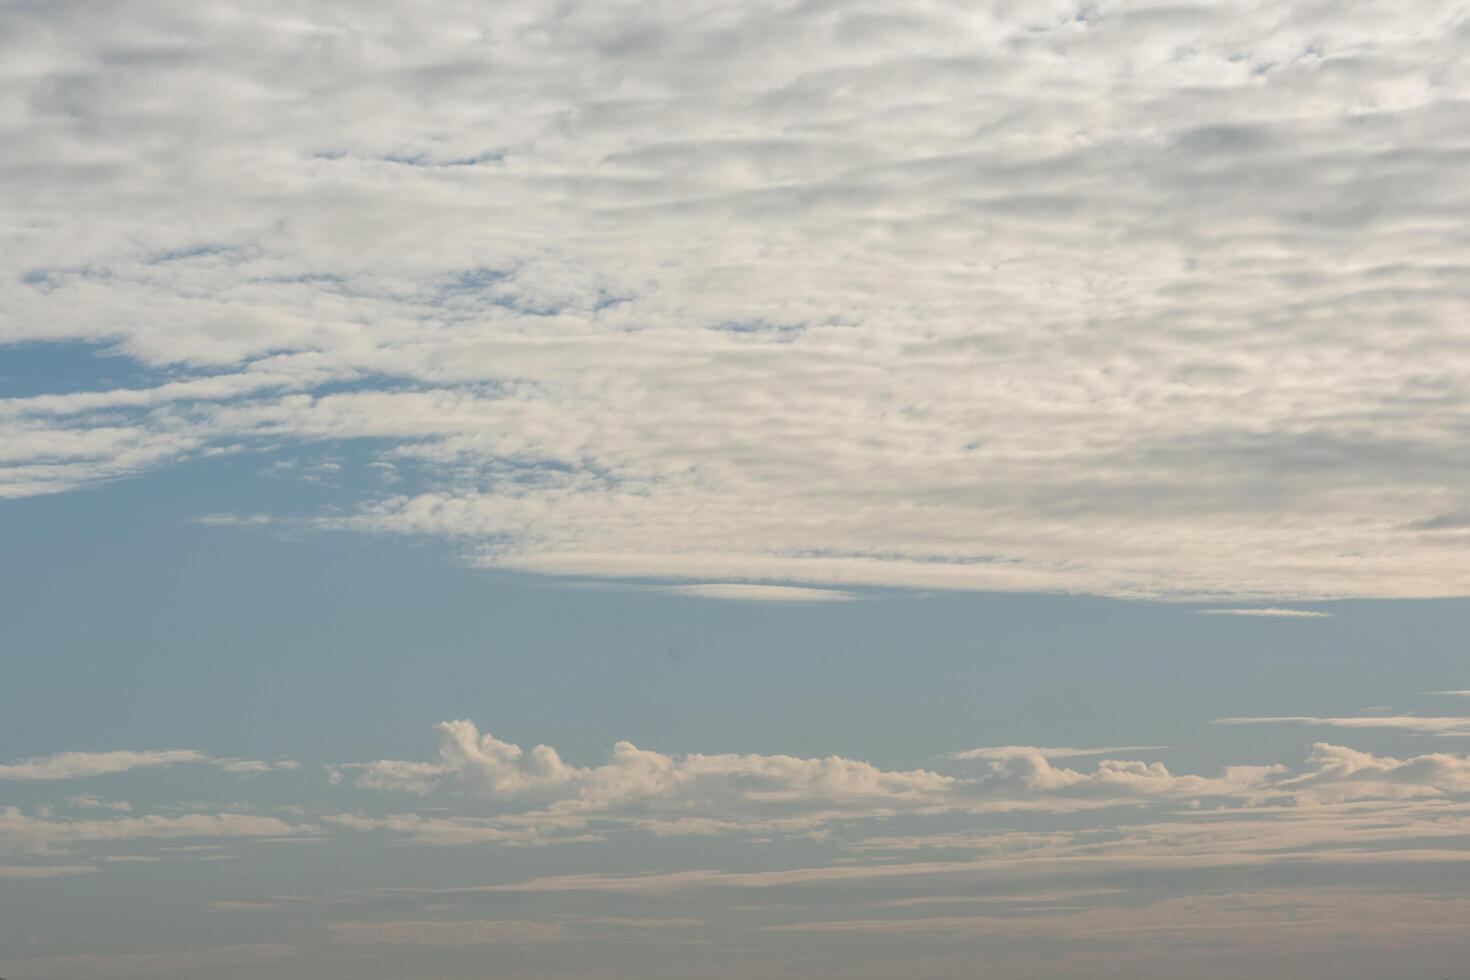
5,0 -> 1469,598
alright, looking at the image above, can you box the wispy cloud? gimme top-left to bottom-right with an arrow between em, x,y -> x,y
0,807 -> 316,857
1215,715 -> 1470,737
1194,608 -> 1333,618
948,746 -> 1168,761
327,919 -> 565,946
657,583 -> 859,603
0,749 -> 298,781
0,863 -> 98,878
0,750 -> 208,781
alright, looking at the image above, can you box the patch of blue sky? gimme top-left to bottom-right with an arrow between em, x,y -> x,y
143,242 -> 254,265
0,340 -> 163,397
380,150 -> 504,167
708,318 -> 807,340
19,262 -> 113,293
438,267 -> 513,294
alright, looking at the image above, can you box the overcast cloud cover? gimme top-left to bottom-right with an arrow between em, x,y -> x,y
5,1 -> 1470,978
4,0 -> 1469,598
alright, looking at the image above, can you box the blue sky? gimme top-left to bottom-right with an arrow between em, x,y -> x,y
4,1 -> 1470,978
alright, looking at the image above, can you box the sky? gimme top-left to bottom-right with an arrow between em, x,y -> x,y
2,0 -> 1470,977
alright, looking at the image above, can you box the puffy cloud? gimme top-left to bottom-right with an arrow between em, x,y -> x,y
347,720 -> 958,828
1276,743 -> 1470,801
1,0 -> 1468,598
339,721 -> 1470,845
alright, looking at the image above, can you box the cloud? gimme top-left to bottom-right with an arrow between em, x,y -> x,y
1,0 -> 1468,599
948,746 -> 1168,761
1194,608 -> 1333,618
214,758 -> 300,774
327,919 -> 566,946
1273,743 -> 1470,801
339,721 -> 1470,847
763,890 -> 1470,948
0,749 -> 208,781
66,797 -> 132,811
0,748 -> 300,782
1215,714 -> 1470,737
0,863 -> 98,878
343,720 -> 959,835
0,807 -> 315,856
658,583 -> 859,602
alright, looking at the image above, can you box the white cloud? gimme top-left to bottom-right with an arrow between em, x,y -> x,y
1194,608 -> 1333,618
214,758 -> 301,774
66,797 -> 132,811
948,745 -> 1168,761
0,807 -> 315,856
1,0 -> 1468,598
1215,714 -> 1470,737
339,721 -> 1470,846
0,750 -> 207,781
1274,743 -> 1470,801
0,863 -> 98,878
658,583 -> 859,602
0,748 -> 301,781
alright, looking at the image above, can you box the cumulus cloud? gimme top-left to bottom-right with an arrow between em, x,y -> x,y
1,0 -> 1468,599
336,721 -> 1470,846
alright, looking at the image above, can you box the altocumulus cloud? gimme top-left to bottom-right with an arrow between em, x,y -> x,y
3,0 -> 1470,600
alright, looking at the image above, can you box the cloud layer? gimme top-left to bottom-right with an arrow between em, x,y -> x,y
2,0 -> 1469,598
334,720 -> 1470,844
